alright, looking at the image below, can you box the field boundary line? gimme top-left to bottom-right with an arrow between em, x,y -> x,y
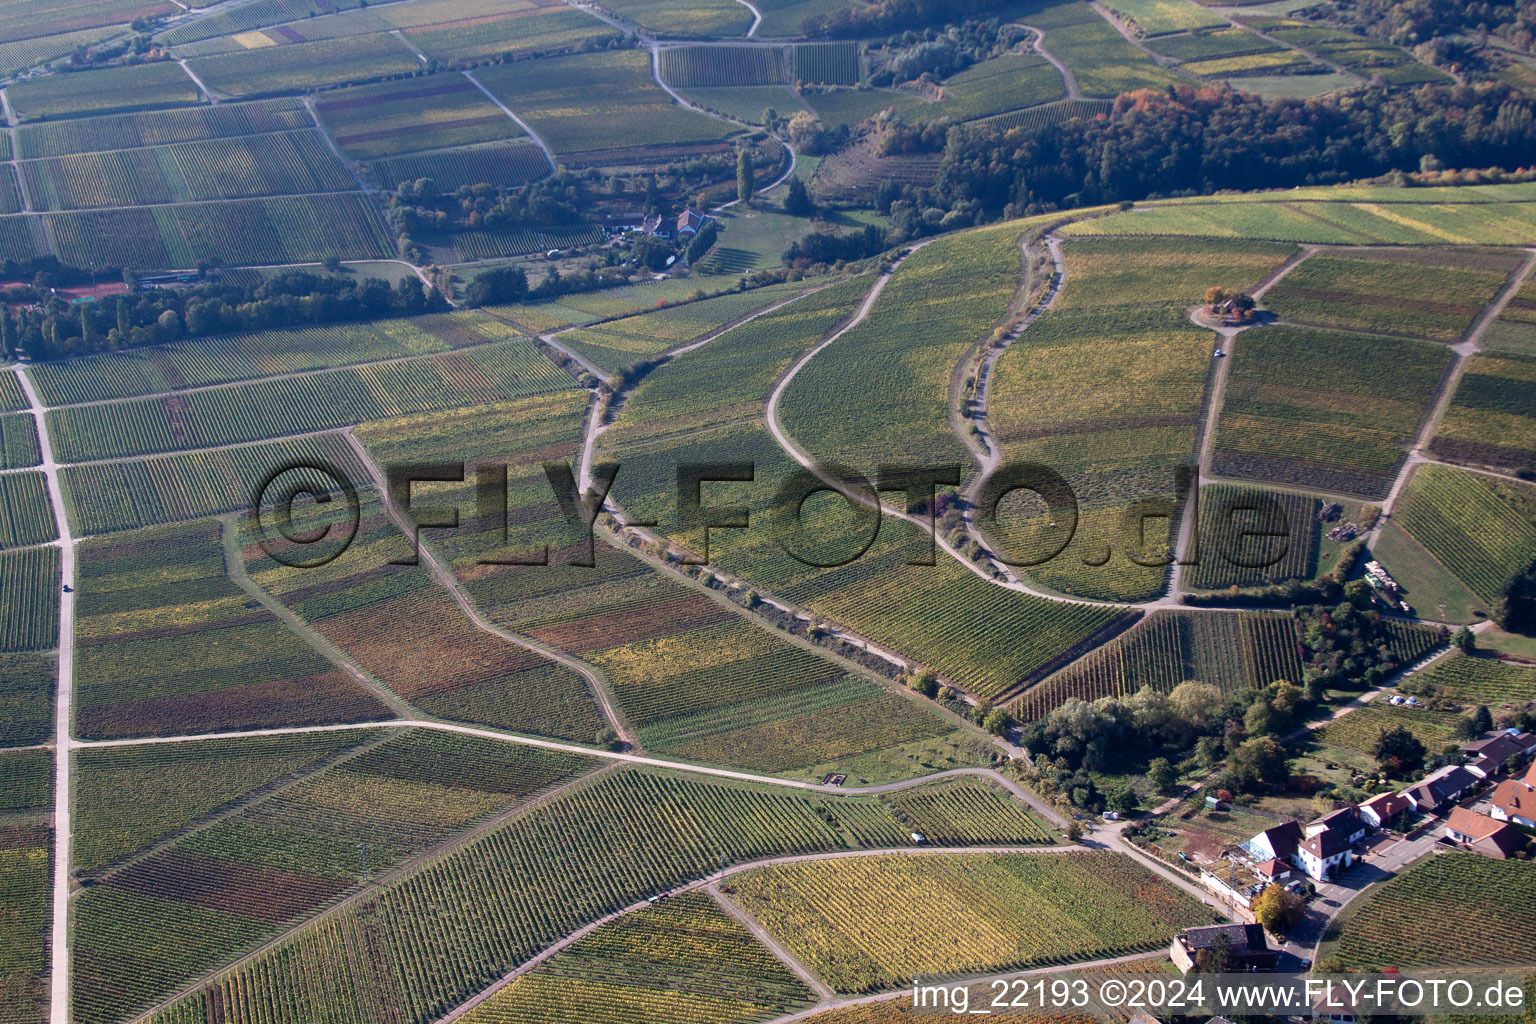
435,843 -> 1078,1023
461,69 -> 558,173
1016,24 -> 1080,99
1160,244 -> 1316,604
1374,245 -> 1536,532
73,725 -> 402,887
301,95 -> 373,195
40,326 -> 520,414
764,241 -> 1123,609
342,429 -> 639,747
705,883 -> 833,1000
219,512 -> 421,719
16,363 -> 76,1024
761,948 -> 1171,1024
126,758 -> 619,1024
176,58 -> 221,104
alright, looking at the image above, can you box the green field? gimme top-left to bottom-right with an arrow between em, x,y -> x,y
1406,649 -> 1536,705
605,275 -> 870,444
6,61 -> 202,121
31,311 -> 516,406
557,280 -> 813,370
145,766 -> 1051,1024
476,49 -> 734,158
0,652 -> 54,748
315,76 -> 523,161
46,335 -> 573,462
1210,326 -> 1453,497
593,0 -> 754,36
12,98 -> 311,159
1011,609 -> 1302,720
1064,197 -> 1536,245
1369,520 -> 1487,625
1327,853 -> 1536,968
1487,273 -> 1536,355
72,730 -> 376,873
0,413 -> 41,471
74,728 -> 599,1024
459,890 -> 815,1024
403,4 -> 617,64
1104,0 -> 1227,35
187,33 -> 420,97
241,484 -> 608,742
1392,463 -> 1536,604
0,546 -> 59,652
1317,699 -> 1460,756
729,851 -> 1215,993
0,472 -> 57,551
1432,351 -> 1536,473
1151,27 -> 1284,60
780,218 -> 1027,471
366,141 -> 551,191
73,518 -> 392,738
1263,248 -> 1517,341
1186,484 -> 1319,590
1044,15 -> 1190,96
0,191 -> 397,269
19,129 -> 355,210
62,432 -> 369,535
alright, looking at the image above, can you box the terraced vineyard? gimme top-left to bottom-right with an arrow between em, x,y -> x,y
1432,350 -> 1536,473
366,141 -> 551,192
1329,853 -> 1536,968
11,98 -> 312,158
31,312 -> 515,406
0,472 -> 57,550
1317,700 -> 1459,756
1404,650 -> 1536,704
315,76 -> 523,161
1263,248 -> 1518,341
19,130 -> 355,210
728,851 -> 1214,992
62,432 -> 366,535
0,412 -> 41,471
458,891 -> 816,1024
73,518 -> 391,738
1392,463 -> 1536,603
144,767 -> 1044,1024
1210,325 -> 1452,497
477,49 -> 733,157
0,651 -> 55,747
46,336 -> 573,462
243,491 -> 607,742
1011,609 -> 1303,721
76,728 -> 600,1024
6,60 -> 202,121
0,546 -> 60,652
186,33 -> 420,97
1186,484 -> 1319,590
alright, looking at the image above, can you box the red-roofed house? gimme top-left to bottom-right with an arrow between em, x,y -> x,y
1358,791 -> 1410,829
1490,772 -> 1536,828
1445,807 -> 1528,859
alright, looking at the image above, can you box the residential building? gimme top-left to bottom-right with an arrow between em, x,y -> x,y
1462,733 -> 1528,779
1307,808 -> 1367,845
1294,827 -> 1354,880
1170,923 -> 1277,974
1358,791 -> 1410,828
1489,762 -> 1536,827
1444,806 -> 1527,859
1403,764 -> 1476,813
676,208 -> 712,239
1242,821 -> 1302,863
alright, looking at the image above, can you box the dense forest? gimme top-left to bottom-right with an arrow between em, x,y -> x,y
873,82 -> 1536,233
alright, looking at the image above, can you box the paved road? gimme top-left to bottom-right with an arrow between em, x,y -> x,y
1278,821 -> 1444,963
17,365 -> 76,1024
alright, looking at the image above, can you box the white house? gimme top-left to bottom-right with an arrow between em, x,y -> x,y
1242,821 -> 1302,863
1294,827 -> 1353,881
1307,808 -> 1367,845
1489,761 -> 1536,827
1358,791 -> 1410,829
